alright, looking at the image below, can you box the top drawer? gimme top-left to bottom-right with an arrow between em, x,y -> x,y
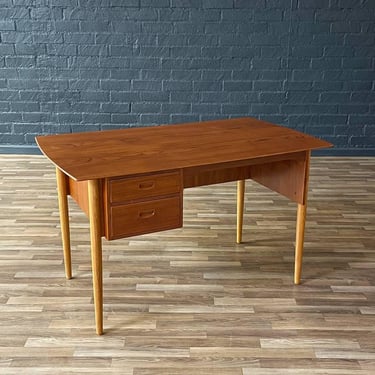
109,171 -> 181,203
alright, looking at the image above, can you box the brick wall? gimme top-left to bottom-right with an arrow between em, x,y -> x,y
0,0 -> 374,154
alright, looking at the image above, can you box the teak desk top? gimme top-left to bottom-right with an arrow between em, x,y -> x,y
36,117 -> 332,335
36,117 -> 331,181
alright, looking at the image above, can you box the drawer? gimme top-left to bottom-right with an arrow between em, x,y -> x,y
108,196 -> 182,240
109,172 -> 181,203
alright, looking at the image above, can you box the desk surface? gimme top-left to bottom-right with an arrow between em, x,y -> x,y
36,117 -> 331,181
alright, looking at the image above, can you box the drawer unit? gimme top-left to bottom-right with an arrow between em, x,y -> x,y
104,171 -> 183,240
109,196 -> 182,239
109,172 -> 181,203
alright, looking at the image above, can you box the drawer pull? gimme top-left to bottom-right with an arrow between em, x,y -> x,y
139,209 -> 155,219
139,181 -> 155,190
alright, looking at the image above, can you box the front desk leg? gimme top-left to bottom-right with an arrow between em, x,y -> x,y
294,203 -> 307,285
88,179 -> 103,335
56,167 -> 72,280
236,180 -> 245,244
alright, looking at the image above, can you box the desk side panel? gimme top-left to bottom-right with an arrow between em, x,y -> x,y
250,151 -> 309,204
69,179 -> 89,216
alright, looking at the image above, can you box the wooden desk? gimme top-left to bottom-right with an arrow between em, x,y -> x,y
36,117 -> 331,335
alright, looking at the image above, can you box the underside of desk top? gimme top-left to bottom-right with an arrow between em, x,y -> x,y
36,117 -> 332,181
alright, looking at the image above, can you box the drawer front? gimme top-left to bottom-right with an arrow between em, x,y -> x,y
109,172 -> 181,203
109,196 -> 182,239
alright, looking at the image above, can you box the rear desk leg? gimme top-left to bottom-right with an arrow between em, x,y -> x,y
294,152 -> 311,285
236,180 -> 245,244
295,203 -> 307,285
56,167 -> 72,280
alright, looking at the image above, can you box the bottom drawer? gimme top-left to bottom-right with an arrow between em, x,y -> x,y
108,196 -> 182,240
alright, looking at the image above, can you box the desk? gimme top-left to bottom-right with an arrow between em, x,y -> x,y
36,117 -> 331,335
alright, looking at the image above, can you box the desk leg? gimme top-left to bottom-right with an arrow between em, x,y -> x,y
88,179 -> 103,335
56,167 -> 72,280
236,180 -> 245,244
295,203 -> 307,285
294,151 -> 310,285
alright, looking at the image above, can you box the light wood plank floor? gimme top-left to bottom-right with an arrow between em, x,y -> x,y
0,155 -> 374,375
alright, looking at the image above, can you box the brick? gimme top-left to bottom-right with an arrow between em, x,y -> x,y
80,21 -> 111,32
163,81 -> 193,91
251,104 -> 279,114
192,103 -> 221,114
98,79 -> 130,91
222,9 -> 253,21
320,92 -> 351,103
141,0 -> 170,7
0,20 -> 15,30
78,45 -> 108,56
64,33 -> 95,44
171,0 -> 202,7
350,136 -> 375,147
170,92 -> 200,102
82,113 -> 111,124
342,57 -> 372,69
189,9 -> 220,21
253,80 -> 283,91
15,44 -> 46,55
140,114 -> 171,124
138,47 -> 170,58
11,102 -> 40,112
339,104 -> 369,114
0,8 -> 29,19
141,92 -> 169,102
159,9 -> 190,21
0,45 -> 15,55
130,57 -> 159,69
310,104 -> 339,114
109,113 -> 138,124
203,0 -> 233,8
260,92 -> 286,104
224,81 -> 253,91
253,9 -> 282,21
126,8 -> 158,21
171,70 -> 201,80
81,91 -> 110,102
112,21 -> 141,33
171,114 -> 199,123
319,115 -> 348,125
102,103 -> 130,113
234,0 -> 265,8
193,81 -> 222,91
5,56 -> 35,68
222,104 -> 249,114
111,92 -> 140,102
131,103 -> 161,113
132,80 -> 162,91
162,103 -> 191,113
109,0 -> 139,6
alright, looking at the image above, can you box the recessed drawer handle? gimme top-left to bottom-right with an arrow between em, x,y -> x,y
138,209 -> 156,219
138,181 -> 155,190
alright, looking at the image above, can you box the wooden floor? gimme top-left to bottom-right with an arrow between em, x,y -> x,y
0,155 -> 374,375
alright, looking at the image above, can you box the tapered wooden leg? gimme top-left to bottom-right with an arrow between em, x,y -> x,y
294,203 -> 307,284
88,179 -> 103,335
236,180 -> 245,244
56,167 -> 72,280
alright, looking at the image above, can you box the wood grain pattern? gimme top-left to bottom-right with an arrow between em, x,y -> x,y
0,155 -> 374,374
36,117 -> 331,181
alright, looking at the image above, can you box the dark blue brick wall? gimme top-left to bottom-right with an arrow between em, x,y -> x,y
0,0 -> 374,154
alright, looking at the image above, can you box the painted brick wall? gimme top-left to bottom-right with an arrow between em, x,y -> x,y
0,0 -> 374,154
